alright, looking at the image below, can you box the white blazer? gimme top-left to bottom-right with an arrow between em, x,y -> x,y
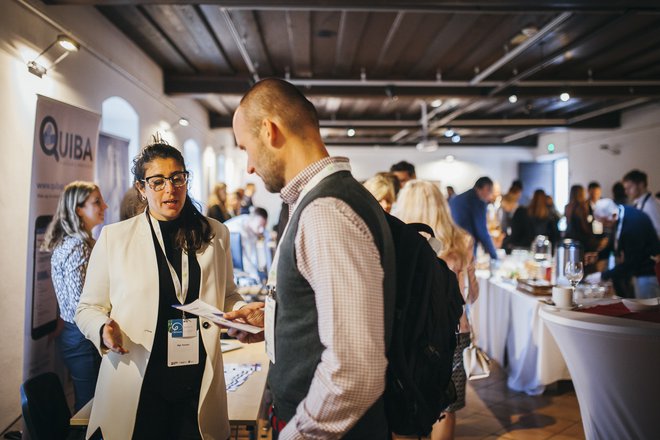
75,212 -> 245,440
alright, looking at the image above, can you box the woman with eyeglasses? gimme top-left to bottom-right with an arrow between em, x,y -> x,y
76,141 -> 247,440
42,181 -> 107,412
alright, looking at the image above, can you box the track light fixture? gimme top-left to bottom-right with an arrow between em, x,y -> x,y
385,85 -> 398,102
27,34 -> 80,78
160,117 -> 190,132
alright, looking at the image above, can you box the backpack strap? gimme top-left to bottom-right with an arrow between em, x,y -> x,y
409,223 -> 442,255
409,223 -> 435,237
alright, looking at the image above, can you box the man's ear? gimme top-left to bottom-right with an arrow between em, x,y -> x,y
262,118 -> 284,149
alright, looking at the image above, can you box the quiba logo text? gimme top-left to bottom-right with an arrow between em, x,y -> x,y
39,115 -> 93,162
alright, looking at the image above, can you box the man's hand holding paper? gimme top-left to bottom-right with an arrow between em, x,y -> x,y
173,299 -> 264,336
223,302 -> 265,343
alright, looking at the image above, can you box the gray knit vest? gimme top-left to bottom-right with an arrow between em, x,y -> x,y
269,170 -> 395,438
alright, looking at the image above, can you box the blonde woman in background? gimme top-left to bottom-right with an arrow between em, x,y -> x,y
395,179 -> 478,440
206,182 -> 231,222
226,190 -> 242,217
42,181 -> 107,411
363,174 -> 396,213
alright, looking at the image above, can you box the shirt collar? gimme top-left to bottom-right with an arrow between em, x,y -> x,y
634,192 -> 651,205
280,156 -> 350,206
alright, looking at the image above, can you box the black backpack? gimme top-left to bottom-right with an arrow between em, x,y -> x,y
383,213 -> 465,437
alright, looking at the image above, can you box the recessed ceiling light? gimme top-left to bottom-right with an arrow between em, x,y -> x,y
451,134 -> 461,143
178,117 -> 189,127
444,128 -> 455,138
347,128 -> 356,137
560,92 -> 570,102
431,99 -> 443,108
509,94 -> 518,104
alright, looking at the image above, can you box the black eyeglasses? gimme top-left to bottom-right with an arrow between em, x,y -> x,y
142,171 -> 189,191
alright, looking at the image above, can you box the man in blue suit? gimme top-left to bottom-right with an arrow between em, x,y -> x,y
450,177 -> 498,259
585,198 -> 660,298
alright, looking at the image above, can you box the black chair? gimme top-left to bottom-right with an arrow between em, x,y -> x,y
20,372 -> 85,440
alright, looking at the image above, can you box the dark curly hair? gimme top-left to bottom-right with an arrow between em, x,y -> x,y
132,141 -> 214,251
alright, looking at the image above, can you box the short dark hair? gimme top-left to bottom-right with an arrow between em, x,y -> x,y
474,176 -> 494,189
253,207 -> 268,221
622,169 -> 648,186
390,161 -> 416,177
510,179 -> 523,191
587,181 -> 601,190
132,140 -> 213,251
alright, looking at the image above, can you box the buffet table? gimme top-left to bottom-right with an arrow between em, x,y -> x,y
470,272 -> 570,395
540,307 -> 660,440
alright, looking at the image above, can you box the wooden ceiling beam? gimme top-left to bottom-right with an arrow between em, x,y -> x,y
44,1 -> 660,14
208,112 -> 620,129
165,75 -> 660,98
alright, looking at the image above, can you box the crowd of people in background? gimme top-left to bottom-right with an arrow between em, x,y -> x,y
46,77 -> 659,440
361,163 -> 660,304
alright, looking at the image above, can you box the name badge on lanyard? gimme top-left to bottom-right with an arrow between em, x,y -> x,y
264,161 -> 352,364
167,318 -> 199,367
147,212 -> 199,367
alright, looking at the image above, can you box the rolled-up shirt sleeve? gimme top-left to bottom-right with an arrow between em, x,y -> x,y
279,197 -> 387,440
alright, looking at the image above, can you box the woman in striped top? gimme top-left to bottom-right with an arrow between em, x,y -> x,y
42,181 -> 107,411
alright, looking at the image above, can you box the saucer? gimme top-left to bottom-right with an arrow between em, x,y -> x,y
540,299 -> 579,310
622,298 -> 660,312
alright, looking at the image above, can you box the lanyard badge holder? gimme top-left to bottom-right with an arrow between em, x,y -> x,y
147,211 -> 200,367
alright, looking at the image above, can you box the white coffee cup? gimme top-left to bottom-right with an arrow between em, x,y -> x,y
552,286 -> 573,308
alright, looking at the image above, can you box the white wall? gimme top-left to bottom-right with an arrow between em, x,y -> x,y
536,103 -> 660,199
220,133 -> 537,229
327,146 -> 535,194
0,0 -> 219,429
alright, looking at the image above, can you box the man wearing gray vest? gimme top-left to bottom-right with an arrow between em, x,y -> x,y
225,78 -> 395,439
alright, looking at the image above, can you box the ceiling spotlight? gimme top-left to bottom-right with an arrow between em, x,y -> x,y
510,25 -> 539,45
508,94 -> 518,104
445,154 -> 455,162
560,92 -> 571,102
346,128 -> 356,137
178,117 -> 190,127
451,134 -> 461,143
444,128 -> 455,138
385,85 -> 398,101
27,34 -> 80,78
431,99 -> 443,108
57,35 -> 80,52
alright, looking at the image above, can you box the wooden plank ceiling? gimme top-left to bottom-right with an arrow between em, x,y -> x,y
46,1 -> 660,147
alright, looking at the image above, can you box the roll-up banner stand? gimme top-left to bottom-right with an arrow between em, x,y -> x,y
23,95 -> 100,385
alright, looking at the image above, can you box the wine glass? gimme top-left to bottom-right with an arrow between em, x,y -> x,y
564,261 -> 584,302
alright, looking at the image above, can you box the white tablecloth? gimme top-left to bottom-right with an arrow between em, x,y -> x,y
540,308 -> 660,440
470,274 -> 570,395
